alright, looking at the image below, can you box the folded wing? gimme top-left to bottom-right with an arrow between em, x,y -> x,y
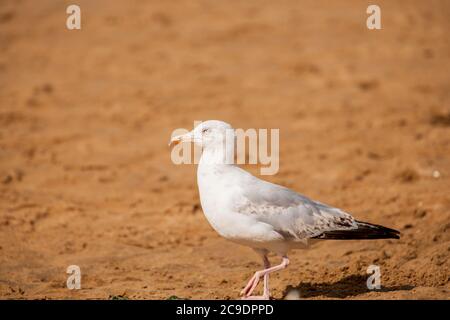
235,176 -> 359,241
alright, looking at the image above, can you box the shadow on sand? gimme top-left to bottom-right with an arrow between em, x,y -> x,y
282,275 -> 414,299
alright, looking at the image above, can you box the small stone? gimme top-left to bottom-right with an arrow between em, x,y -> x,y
432,170 -> 441,178
284,288 -> 301,300
414,208 -> 427,219
396,168 -> 419,183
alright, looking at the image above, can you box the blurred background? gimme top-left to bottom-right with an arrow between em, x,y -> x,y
0,0 -> 449,299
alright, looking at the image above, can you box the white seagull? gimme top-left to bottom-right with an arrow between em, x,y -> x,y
169,120 -> 400,300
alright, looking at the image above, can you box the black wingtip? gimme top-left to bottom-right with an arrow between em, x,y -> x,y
312,220 -> 401,240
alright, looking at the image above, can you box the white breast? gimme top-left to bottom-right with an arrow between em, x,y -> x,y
197,163 -> 236,235
196,162 -> 286,250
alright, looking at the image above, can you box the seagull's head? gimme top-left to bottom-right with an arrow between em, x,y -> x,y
169,120 -> 234,149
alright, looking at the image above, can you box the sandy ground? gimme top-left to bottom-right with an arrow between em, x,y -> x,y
0,0 -> 449,300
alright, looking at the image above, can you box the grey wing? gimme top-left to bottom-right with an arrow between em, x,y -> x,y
235,177 -> 358,240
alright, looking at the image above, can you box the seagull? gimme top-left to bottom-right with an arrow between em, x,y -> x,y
169,120 -> 400,300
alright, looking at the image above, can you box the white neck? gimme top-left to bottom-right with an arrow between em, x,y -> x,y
199,141 -> 235,167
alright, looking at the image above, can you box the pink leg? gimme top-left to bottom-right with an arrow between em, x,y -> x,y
241,253 -> 269,298
243,255 -> 271,300
241,256 -> 289,299
262,255 -> 270,298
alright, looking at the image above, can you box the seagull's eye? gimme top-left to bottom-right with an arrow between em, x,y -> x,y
202,128 -> 208,133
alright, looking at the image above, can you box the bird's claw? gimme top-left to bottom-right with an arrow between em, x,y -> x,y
240,272 -> 262,297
